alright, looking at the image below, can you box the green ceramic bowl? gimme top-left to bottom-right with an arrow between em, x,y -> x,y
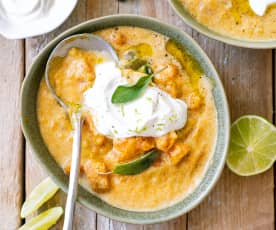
21,15 -> 230,224
169,0 -> 276,49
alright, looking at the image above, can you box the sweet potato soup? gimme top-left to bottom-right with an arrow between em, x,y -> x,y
179,0 -> 276,40
37,27 -> 217,211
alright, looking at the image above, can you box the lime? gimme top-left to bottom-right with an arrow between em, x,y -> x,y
227,115 -> 276,176
19,207 -> 63,230
21,177 -> 59,218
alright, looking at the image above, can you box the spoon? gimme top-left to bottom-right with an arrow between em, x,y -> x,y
249,0 -> 276,16
45,33 -> 118,230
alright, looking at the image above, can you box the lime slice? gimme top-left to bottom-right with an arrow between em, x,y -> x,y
19,207 -> 63,230
21,177 -> 59,218
227,115 -> 276,176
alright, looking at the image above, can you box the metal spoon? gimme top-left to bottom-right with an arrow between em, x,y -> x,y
45,33 -> 118,230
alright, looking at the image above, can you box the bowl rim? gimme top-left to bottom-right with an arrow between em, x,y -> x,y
21,14 -> 230,224
168,0 -> 276,49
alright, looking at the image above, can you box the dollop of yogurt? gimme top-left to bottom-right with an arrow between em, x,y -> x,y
249,0 -> 276,16
84,62 -> 187,139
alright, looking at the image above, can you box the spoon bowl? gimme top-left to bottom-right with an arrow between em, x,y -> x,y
45,33 -> 118,230
45,33 -> 119,112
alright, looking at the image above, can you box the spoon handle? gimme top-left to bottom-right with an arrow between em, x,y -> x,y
63,113 -> 82,230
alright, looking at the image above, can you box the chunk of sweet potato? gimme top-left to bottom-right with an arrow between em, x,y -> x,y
83,160 -> 110,193
155,131 -> 178,153
169,142 -> 191,165
188,93 -> 202,110
153,64 -> 180,98
113,137 -> 155,162
83,113 -> 94,132
110,31 -> 127,46
83,113 -> 107,147
104,150 -> 120,170
154,63 -> 179,84
136,137 -> 155,153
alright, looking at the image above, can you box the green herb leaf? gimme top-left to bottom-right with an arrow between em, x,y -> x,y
113,149 -> 160,175
139,64 -> 153,75
124,58 -> 147,70
112,66 -> 167,104
144,65 -> 153,75
111,74 -> 153,104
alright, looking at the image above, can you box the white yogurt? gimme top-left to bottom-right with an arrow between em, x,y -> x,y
249,0 -> 276,16
0,0 -> 52,23
84,62 -> 187,139
0,0 -> 77,39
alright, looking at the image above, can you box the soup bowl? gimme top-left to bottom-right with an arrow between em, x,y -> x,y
169,0 -> 276,49
21,15 -> 230,224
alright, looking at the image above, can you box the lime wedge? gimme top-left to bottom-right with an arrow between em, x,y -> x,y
21,177 -> 59,218
227,115 -> 276,176
19,207 -> 63,230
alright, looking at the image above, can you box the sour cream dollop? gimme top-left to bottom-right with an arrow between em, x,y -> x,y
249,0 -> 276,16
0,0 -> 52,23
84,62 -> 187,139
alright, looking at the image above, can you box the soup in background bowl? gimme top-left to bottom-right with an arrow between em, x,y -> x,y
21,15 -> 230,224
169,0 -> 276,48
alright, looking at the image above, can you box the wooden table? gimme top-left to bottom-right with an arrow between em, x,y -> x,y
0,0 -> 275,229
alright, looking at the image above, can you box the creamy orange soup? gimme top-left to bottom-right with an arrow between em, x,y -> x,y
37,27 -> 217,211
179,0 -> 276,40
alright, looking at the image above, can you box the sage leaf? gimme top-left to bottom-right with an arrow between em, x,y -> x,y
144,65 -> 153,75
139,64 -> 153,75
111,74 -> 154,104
124,58 -> 147,70
113,149 -> 160,175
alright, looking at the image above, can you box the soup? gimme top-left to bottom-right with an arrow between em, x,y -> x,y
178,0 -> 276,40
37,26 -> 217,211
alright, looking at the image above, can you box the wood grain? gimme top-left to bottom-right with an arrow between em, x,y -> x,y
187,36 -> 274,230
0,38 -> 24,229
19,0 -> 275,230
24,1 -> 97,229
274,50 -> 276,126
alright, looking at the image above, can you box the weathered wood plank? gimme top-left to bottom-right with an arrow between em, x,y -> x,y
0,38 -> 24,229
24,1 -> 97,229
86,0 -> 118,18
22,0 -> 275,230
187,36 -> 274,229
274,50 -> 276,125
